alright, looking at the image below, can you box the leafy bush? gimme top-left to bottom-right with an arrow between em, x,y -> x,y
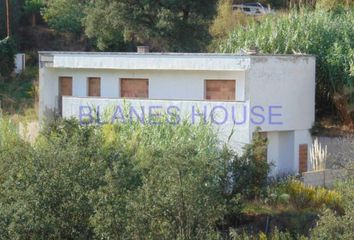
278,179 -> 342,211
0,37 -> 16,78
0,118 -> 231,239
231,130 -> 270,199
0,66 -> 38,119
91,121 -> 229,239
219,9 -> 354,123
310,178 -> 354,240
209,0 -> 253,39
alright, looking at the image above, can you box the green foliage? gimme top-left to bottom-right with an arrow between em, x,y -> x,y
0,66 -> 38,116
83,0 -> 218,52
24,0 -> 43,14
231,130 -> 270,199
277,179 -> 342,211
0,37 -> 16,78
229,227 -> 308,240
316,0 -> 353,11
210,0 -> 252,39
219,9 -> 354,119
0,118 -> 230,239
93,121 -> 228,239
42,0 -> 86,33
83,0 -> 127,51
310,178 -> 354,240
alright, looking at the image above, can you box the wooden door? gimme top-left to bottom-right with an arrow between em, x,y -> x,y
299,144 -> 308,173
88,77 -> 101,97
121,78 -> 149,98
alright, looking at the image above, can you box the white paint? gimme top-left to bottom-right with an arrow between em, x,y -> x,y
39,52 -> 251,71
39,52 -> 316,175
15,53 -> 25,73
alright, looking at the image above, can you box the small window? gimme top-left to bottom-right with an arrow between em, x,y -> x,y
88,77 -> 101,97
59,77 -> 72,96
205,80 -> 236,101
121,78 -> 149,99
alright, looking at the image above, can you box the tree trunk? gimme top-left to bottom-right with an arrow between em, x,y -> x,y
6,0 -> 10,36
31,14 -> 36,27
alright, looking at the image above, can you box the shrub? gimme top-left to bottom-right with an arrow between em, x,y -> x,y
280,179 -> 342,211
209,0 -> 254,40
0,118 -> 230,239
0,37 -> 16,78
231,130 -> 270,199
310,178 -> 354,240
0,66 -> 38,115
93,121 -> 229,239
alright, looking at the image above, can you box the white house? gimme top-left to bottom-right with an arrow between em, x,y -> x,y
39,51 -> 316,175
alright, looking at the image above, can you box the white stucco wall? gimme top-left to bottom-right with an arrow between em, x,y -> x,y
247,56 -> 316,133
39,68 -> 246,120
267,131 -> 295,175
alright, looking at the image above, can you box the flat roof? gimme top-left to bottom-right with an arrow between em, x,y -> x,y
38,51 -> 314,57
39,51 -> 314,71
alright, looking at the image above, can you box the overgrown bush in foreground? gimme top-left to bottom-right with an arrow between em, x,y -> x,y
0,118 -> 238,239
310,177 -> 354,240
0,117 -> 275,239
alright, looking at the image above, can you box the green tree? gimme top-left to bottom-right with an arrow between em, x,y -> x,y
24,0 -> 43,26
0,37 -> 16,79
83,0 -> 218,52
231,129 -> 270,199
42,0 -> 87,34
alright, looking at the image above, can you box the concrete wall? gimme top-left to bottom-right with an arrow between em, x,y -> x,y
248,56 -> 316,133
15,53 -> 26,74
39,68 -> 246,120
303,169 -> 348,188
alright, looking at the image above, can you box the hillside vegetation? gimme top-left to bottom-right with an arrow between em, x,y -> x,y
0,118 -> 352,239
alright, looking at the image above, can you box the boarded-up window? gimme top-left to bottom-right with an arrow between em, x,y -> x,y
59,77 -> 72,96
121,78 -> 149,98
205,80 -> 236,101
88,77 -> 101,97
299,144 -> 308,173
